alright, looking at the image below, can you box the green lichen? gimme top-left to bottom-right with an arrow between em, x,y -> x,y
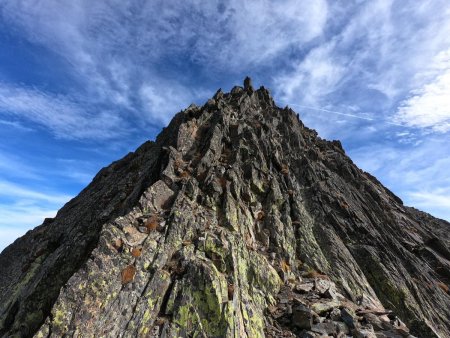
223,193 -> 239,232
247,250 -> 282,296
51,307 -> 69,335
165,280 -> 180,315
172,261 -> 231,337
142,309 -> 151,323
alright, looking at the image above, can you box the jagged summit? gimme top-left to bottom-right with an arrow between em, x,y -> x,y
0,79 -> 449,338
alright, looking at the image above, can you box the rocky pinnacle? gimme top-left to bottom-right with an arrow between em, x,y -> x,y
0,80 -> 449,338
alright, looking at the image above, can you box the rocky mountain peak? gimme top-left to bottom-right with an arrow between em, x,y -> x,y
0,79 -> 449,338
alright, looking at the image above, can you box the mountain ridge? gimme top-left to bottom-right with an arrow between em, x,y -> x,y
1,79 -> 449,338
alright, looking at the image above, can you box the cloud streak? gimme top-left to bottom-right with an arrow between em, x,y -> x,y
0,180 -> 70,251
394,49 -> 450,132
1,0 -> 329,128
0,180 -> 71,205
0,83 -> 128,140
273,0 -> 450,136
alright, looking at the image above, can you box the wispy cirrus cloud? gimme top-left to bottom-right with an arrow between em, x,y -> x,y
0,180 -> 70,251
0,83 -> 128,140
274,41 -> 345,106
0,0 -> 329,127
394,49 -> 450,133
0,150 -> 40,180
139,81 -> 210,124
408,188 -> 450,214
0,205 -> 58,252
0,180 -> 71,205
273,0 -> 450,136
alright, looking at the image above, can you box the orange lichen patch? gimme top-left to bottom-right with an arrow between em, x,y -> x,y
304,269 -> 330,280
131,247 -> 142,257
174,157 -> 186,171
281,164 -> 289,176
121,265 -> 136,284
304,268 -> 319,278
179,170 -> 190,179
437,282 -> 449,293
182,240 -> 192,246
256,210 -> 265,221
112,238 -> 123,251
339,200 -> 349,209
145,215 -> 159,232
281,259 -> 291,273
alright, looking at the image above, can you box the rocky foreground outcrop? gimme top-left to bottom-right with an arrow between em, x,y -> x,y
0,79 -> 449,338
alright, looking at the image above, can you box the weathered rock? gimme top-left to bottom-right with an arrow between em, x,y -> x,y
299,331 -> 316,338
292,304 -> 313,329
341,308 -> 357,329
354,327 -> 377,338
329,307 -> 342,321
311,300 -> 341,315
296,282 -> 315,293
0,78 -> 449,337
311,322 -> 337,335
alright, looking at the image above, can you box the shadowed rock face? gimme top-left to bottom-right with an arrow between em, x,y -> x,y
0,80 -> 449,338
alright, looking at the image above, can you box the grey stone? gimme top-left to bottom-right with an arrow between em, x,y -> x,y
341,308 -> 356,329
311,322 -> 337,335
292,305 -> 313,329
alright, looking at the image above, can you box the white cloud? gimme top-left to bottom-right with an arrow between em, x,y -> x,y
218,0 -> 328,66
0,150 -> 40,180
0,204 -> 57,229
394,50 -> 450,132
273,0 -> 450,136
0,0 -> 329,126
0,119 -> 33,131
0,227 -> 29,253
0,181 -> 69,252
0,83 -> 127,140
408,188 -> 450,210
0,180 -> 71,205
274,42 -> 345,105
139,82 -> 208,125
0,204 -> 58,252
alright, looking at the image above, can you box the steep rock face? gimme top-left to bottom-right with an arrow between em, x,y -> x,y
0,80 -> 449,338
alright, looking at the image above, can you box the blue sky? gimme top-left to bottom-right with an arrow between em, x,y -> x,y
0,0 -> 449,251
